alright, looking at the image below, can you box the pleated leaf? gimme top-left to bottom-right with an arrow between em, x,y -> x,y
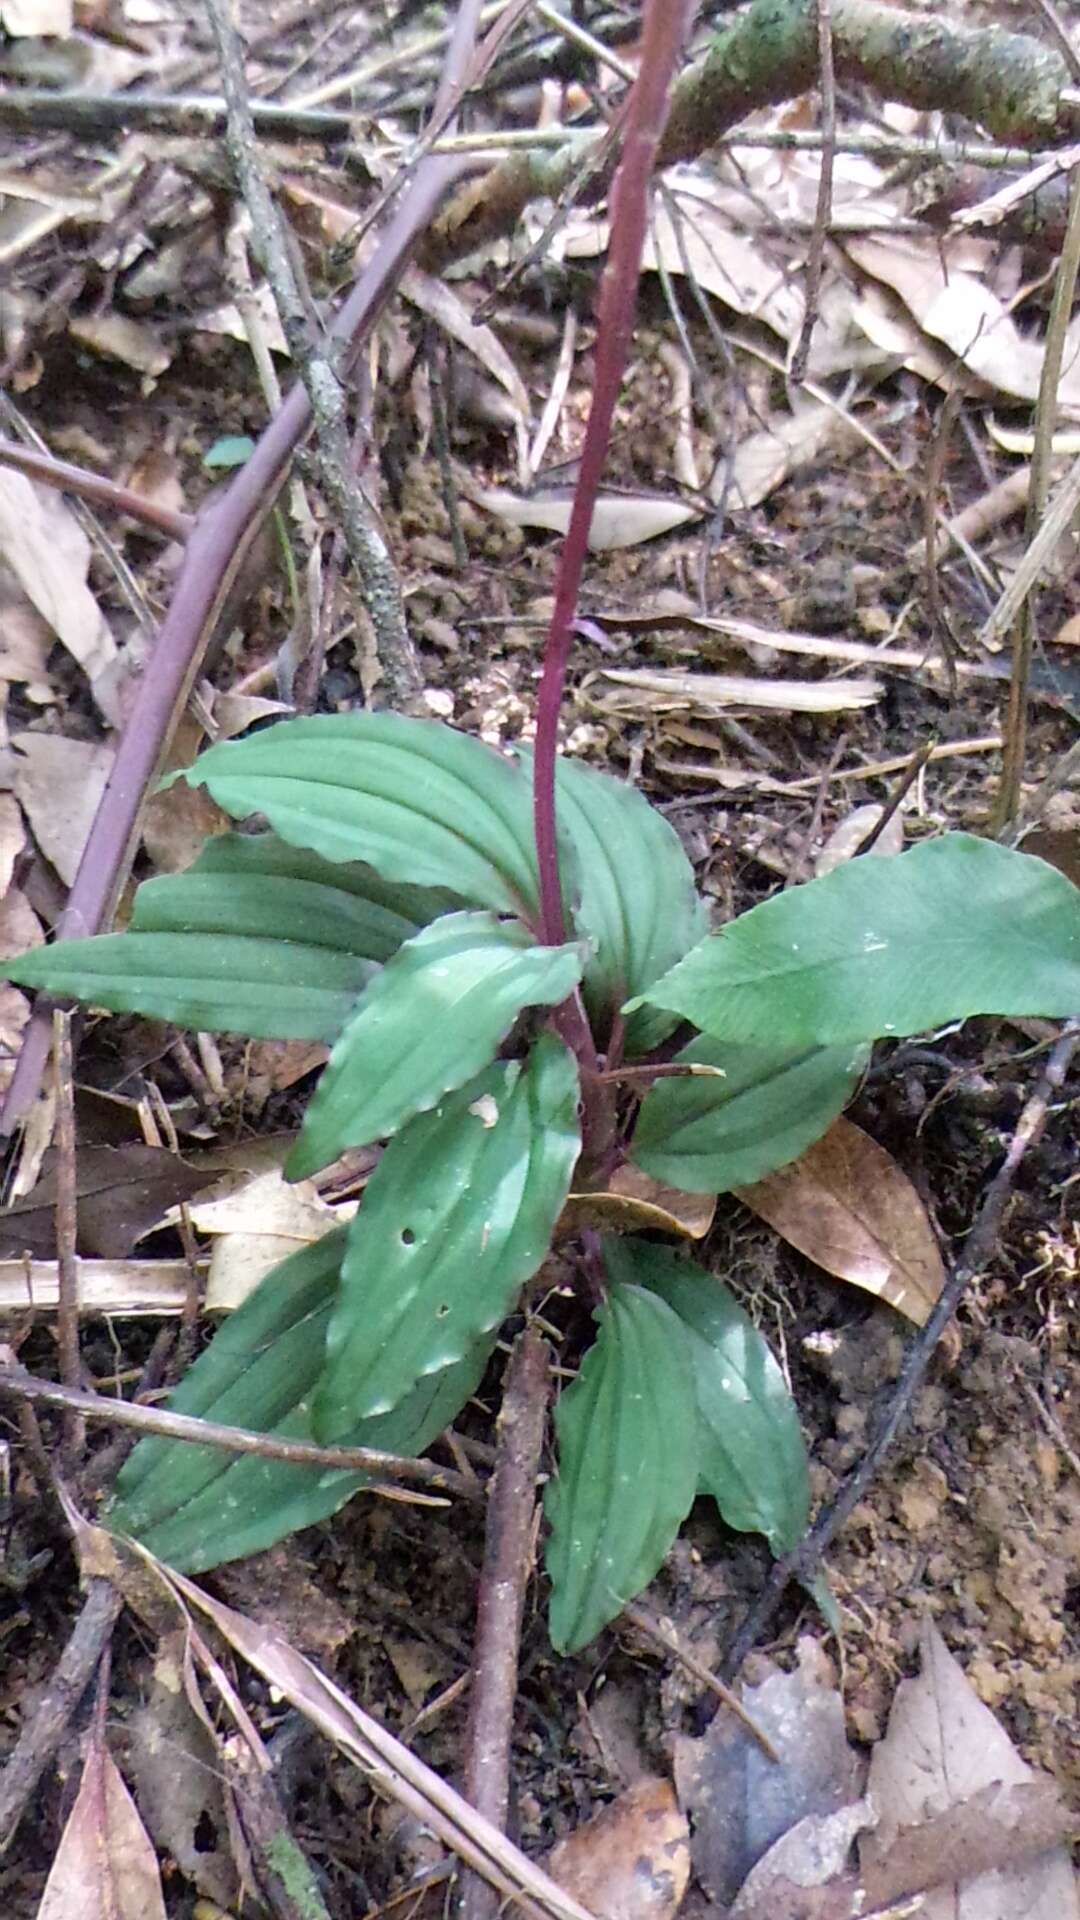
180,711 -> 541,919
108,1228 -> 492,1573
630,833 -> 1080,1047
545,1284 -> 699,1653
520,749 -> 707,1055
287,911 -> 583,1179
5,931 -> 373,1041
631,1034 -> 868,1192
132,829 -> 453,962
606,1238 -> 809,1557
314,1034 -> 580,1437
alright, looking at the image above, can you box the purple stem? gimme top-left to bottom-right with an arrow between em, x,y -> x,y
531,0 -> 699,953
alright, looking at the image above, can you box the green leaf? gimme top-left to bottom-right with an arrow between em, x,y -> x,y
545,1284 -> 699,1653
133,830 -> 452,963
630,1034 -> 868,1192
314,1034 -> 580,1437
108,1228 -> 492,1572
5,932 -> 373,1041
630,833 -> 1080,1048
203,434 -> 255,469
550,754 -> 708,1056
604,1238 -> 810,1557
181,712 -> 541,920
287,911 -> 583,1179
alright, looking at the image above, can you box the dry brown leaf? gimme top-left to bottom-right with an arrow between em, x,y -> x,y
547,1777 -> 690,1920
860,1620 -> 1079,1919
127,1633 -> 238,1911
473,484 -> 701,550
0,790 -> 24,895
814,804 -> 904,877
12,731 -> 114,884
150,1566 -> 597,1920
180,1163 -> 353,1311
561,1163 -> 715,1241
735,1117 -> 944,1325
37,1726 -> 167,1920
675,1637 -> 859,1909
0,883 -> 42,1097
0,1257 -> 200,1314
0,470 -> 118,708
846,235 -> 1080,411
69,310 -> 171,377
718,404 -> 858,512
0,576 -> 54,699
0,1142 -> 211,1258
598,666 -> 881,715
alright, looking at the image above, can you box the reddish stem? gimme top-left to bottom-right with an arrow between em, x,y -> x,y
532,0 -> 698,951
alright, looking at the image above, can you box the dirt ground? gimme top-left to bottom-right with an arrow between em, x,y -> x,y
0,1 -> 1078,1913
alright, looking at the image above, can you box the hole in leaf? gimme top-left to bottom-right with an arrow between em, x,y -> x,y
436,1303 -> 450,1317
401,1228 -> 416,1246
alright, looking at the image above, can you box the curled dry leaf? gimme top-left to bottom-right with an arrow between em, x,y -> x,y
12,731 -> 115,885
561,1162 -> 715,1241
472,484 -> 701,551
860,1620 -> 1079,1920
599,666 -> 881,716
37,1726 -> 167,1920
0,469 -> 118,712
0,882 -> 42,1098
736,1116 -> 944,1325
547,1777 -> 691,1920
180,1163 -> 355,1311
674,1638 -> 860,1909
0,1141 -> 211,1259
814,804 -> 904,877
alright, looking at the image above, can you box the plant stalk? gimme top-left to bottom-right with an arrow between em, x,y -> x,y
531,0 -> 698,954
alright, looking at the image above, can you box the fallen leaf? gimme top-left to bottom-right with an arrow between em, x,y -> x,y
37,1724 -> 167,1920
561,1163 -> 715,1241
0,470 -> 118,711
718,404 -> 858,512
598,666 -> 881,715
814,804 -> 904,877
146,1566 -> 598,1920
860,1620 -> 1079,1919
730,1798 -> 877,1918
0,884 -> 42,1096
181,1163 -> 354,1311
0,1143 -> 212,1258
736,1117 -> 944,1325
0,791 -> 25,895
674,1638 -> 859,1908
69,310 -> 171,378
547,1778 -> 690,1920
862,1779 -> 1077,1912
127,1633 -> 238,1911
0,1257 -> 199,1314
472,484 -> 701,551
12,730 -> 114,884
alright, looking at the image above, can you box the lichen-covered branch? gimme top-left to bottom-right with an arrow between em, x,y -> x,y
427,0 -> 1076,266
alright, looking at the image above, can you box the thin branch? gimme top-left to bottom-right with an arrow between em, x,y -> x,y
0,434 -> 193,542
460,1327 -> 550,1920
0,1360 -> 482,1501
51,1011 -> 84,1469
790,0 -> 836,382
721,1020 -> 1080,1677
995,163 -> 1080,827
204,0 -> 423,709
427,0 -> 1079,267
0,1578 -> 122,1856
